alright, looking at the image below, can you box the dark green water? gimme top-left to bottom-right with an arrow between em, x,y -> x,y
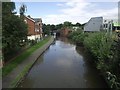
18,37 -> 108,88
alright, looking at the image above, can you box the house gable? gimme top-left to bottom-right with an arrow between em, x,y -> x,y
24,16 -> 35,35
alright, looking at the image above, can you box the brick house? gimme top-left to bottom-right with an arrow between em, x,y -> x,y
24,16 -> 43,41
34,18 -> 43,39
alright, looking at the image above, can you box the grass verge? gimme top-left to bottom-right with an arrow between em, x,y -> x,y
2,36 -> 51,77
10,63 -> 33,88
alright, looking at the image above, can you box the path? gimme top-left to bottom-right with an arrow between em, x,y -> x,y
2,36 -> 54,88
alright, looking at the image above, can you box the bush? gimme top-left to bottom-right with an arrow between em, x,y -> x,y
84,32 -> 120,89
68,31 -> 120,89
28,39 -> 37,46
106,71 -> 120,89
68,31 -> 81,39
68,31 -> 88,44
84,32 -> 114,69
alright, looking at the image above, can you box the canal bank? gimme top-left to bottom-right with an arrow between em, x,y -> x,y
2,36 -> 54,88
18,37 -> 108,88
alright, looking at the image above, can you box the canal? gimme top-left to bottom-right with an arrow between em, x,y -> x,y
18,37 -> 108,88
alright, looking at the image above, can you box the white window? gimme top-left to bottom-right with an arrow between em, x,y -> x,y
35,28 -> 39,32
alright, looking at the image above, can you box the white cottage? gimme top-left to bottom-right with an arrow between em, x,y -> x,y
84,17 -> 103,32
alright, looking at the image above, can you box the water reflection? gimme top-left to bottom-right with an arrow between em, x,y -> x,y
34,55 -> 44,66
76,46 -> 108,88
18,38 -> 108,88
56,37 -> 74,45
76,46 -> 85,56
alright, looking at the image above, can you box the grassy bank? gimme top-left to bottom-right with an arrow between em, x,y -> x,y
68,31 -> 120,89
2,36 -> 51,77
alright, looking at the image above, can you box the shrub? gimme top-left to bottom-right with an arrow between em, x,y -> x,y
67,31 -> 81,39
84,32 -> 114,68
68,31 -> 120,89
84,32 -> 120,89
68,31 -> 88,44
28,39 -> 37,46
106,71 -> 120,89
84,32 -> 105,59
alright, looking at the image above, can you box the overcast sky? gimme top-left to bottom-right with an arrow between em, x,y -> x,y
14,0 -> 120,25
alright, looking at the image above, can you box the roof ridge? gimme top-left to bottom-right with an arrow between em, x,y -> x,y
25,16 -> 35,22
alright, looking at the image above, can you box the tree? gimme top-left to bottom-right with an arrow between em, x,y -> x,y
2,2 -> 28,62
50,24 -> 56,31
19,4 -> 27,16
55,24 -> 63,30
42,24 -> 50,35
2,2 -> 16,15
63,21 -> 72,27
75,22 -> 81,27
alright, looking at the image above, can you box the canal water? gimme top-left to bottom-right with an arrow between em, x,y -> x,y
18,37 -> 108,88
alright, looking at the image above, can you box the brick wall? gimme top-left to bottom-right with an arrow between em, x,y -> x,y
24,17 -> 35,35
34,22 -> 42,35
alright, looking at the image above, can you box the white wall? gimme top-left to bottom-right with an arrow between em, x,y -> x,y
84,17 -> 103,32
103,20 -> 113,32
27,34 -> 42,41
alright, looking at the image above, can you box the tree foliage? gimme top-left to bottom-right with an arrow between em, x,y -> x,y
63,21 -> 72,27
42,24 -> 51,35
55,24 -> 63,30
42,21 -> 83,36
75,22 -> 81,27
19,4 -> 27,16
2,2 -> 16,15
2,2 -> 28,62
